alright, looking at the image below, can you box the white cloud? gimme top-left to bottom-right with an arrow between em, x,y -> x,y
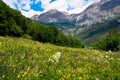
35,0 -> 41,4
67,0 -> 84,8
42,0 -> 68,12
2,0 -> 100,18
66,0 -> 101,14
2,0 -> 18,9
20,0 -> 31,10
40,0 -> 100,13
21,10 -> 42,18
2,0 -> 32,11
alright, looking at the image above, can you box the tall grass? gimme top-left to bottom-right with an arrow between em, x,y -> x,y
0,36 -> 120,80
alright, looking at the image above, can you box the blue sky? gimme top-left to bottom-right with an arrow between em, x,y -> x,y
2,0 -> 100,18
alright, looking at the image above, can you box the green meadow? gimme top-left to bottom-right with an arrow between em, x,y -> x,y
0,36 -> 120,80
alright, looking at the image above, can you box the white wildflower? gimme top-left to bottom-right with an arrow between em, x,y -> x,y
49,58 -> 54,62
105,52 -> 109,55
84,57 -> 88,60
95,77 -> 100,80
109,57 -> 114,60
49,52 -> 61,63
105,55 -> 109,59
0,42 -> 1,46
2,75 -> 5,78
103,60 -> 108,64
118,58 -> 120,61
108,50 -> 112,53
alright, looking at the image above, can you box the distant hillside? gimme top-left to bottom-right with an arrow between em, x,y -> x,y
64,17 -> 120,45
0,0 -> 84,48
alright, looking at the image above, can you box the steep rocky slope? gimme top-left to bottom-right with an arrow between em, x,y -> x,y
76,0 -> 120,25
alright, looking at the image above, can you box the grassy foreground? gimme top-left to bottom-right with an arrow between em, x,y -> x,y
0,36 -> 120,80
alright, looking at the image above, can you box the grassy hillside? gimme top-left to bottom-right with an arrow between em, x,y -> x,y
0,36 -> 120,80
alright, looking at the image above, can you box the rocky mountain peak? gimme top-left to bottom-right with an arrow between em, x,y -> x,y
100,0 -> 111,3
100,0 -> 120,11
76,0 -> 120,25
47,9 -> 58,14
31,0 -> 120,25
31,14 -> 39,20
33,9 -> 71,23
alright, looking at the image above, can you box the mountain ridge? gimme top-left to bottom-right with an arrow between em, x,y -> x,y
76,0 -> 120,25
31,0 -> 120,44
31,9 -> 78,23
31,0 -> 120,26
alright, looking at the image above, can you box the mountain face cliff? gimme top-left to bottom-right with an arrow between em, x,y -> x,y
31,0 -> 120,45
76,0 -> 120,25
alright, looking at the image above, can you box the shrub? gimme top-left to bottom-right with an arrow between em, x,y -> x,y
92,29 -> 120,51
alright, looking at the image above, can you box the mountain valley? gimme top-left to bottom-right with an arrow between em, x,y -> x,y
31,0 -> 120,45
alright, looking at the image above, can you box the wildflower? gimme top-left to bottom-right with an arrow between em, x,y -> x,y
105,55 -> 109,59
103,60 -> 108,64
49,58 -> 54,62
95,77 -> 100,80
105,52 -> 109,55
118,58 -> 120,61
108,50 -> 112,53
78,77 -> 83,80
17,75 -> 20,78
22,67 -> 30,77
84,57 -> 88,60
109,57 -> 114,60
2,75 -> 5,78
49,52 -> 61,63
